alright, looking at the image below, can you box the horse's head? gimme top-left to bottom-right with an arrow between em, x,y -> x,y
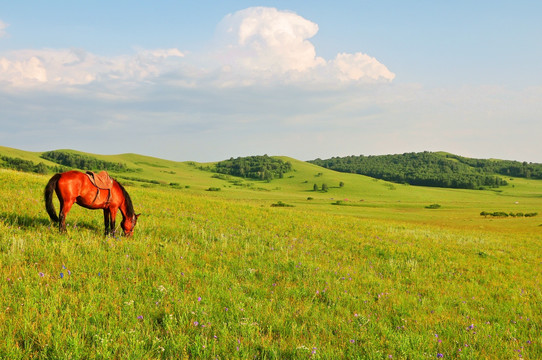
121,213 -> 140,237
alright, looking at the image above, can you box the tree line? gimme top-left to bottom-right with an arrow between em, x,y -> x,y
215,155 -> 292,182
0,156 -> 51,174
41,151 -> 129,172
443,153 -> 542,179
308,152 -> 521,190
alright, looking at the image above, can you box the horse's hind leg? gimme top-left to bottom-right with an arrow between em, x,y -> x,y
59,199 -> 75,233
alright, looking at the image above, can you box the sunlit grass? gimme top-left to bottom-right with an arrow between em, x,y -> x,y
0,168 -> 541,359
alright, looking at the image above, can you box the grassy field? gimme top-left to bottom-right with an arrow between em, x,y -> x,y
0,147 -> 541,359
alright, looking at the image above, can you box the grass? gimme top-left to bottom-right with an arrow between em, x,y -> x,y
0,147 -> 541,359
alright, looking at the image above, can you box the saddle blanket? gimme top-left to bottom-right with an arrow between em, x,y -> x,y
86,171 -> 114,190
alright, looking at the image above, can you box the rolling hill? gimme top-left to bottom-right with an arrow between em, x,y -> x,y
1,145 -> 541,235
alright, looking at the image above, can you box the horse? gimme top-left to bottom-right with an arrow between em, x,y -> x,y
44,170 -> 140,236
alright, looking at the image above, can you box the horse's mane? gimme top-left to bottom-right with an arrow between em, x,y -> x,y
115,180 -> 135,217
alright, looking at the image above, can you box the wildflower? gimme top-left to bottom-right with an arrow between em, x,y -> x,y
193,321 -> 199,326
437,354 -> 444,358
137,315 -> 143,320
198,297 -> 201,302
39,272 -> 44,277
60,272 -> 64,279
350,339 -> 355,343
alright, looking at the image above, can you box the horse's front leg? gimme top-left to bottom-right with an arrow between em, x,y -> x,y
103,209 -> 111,236
109,207 -> 118,236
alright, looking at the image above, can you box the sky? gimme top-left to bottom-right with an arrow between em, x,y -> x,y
1,1 -> 541,162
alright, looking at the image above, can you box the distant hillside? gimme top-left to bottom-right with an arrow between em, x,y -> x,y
309,152 -> 542,190
2,145 -> 542,192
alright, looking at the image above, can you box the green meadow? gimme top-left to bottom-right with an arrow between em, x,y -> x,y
0,146 -> 541,359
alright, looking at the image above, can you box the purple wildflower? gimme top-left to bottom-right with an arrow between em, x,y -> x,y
437,354 -> 444,358
137,315 -> 143,320
39,272 -> 44,277
198,297 -> 201,302
60,272 -> 64,279
193,321 -> 199,326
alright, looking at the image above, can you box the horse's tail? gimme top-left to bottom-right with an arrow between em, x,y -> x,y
44,173 -> 62,222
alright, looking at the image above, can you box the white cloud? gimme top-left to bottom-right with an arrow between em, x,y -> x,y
216,7 -> 325,74
0,7 -> 394,90
333,52 -> 396,82
0,48 -> 185,88
0,20 -> 7,38
213,7 -> 395,85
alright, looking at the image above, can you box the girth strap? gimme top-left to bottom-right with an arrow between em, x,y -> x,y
92,188 -> 112,205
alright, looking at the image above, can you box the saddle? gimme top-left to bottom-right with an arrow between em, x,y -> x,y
86,171 -> 114,204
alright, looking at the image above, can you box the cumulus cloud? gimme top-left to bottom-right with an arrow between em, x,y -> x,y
0,7 -> 394,90
213,7 -> 395,85
215,7 -> 325,74
333,52 -> 396,82
0,48 -> 184,88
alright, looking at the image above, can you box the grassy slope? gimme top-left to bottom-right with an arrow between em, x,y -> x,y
1,145 -> 542,235
0,146 -> 541,358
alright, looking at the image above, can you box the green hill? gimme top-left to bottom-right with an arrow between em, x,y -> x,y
309,151 -> 542,190
1,145 -> 541,234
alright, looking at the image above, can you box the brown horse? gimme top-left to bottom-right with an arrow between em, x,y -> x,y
44,170 -> 139,236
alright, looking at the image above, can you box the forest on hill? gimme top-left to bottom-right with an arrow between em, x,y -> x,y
41,151 -> 130,172
214,155 -> 292,181
309,152 -> 542,190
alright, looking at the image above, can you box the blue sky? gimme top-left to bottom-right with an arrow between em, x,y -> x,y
1,1 -> 541,162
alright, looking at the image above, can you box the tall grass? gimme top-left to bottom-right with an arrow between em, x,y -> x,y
0,169 -> 540,359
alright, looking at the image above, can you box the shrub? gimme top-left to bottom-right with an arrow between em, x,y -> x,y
271,201 -> 294,207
